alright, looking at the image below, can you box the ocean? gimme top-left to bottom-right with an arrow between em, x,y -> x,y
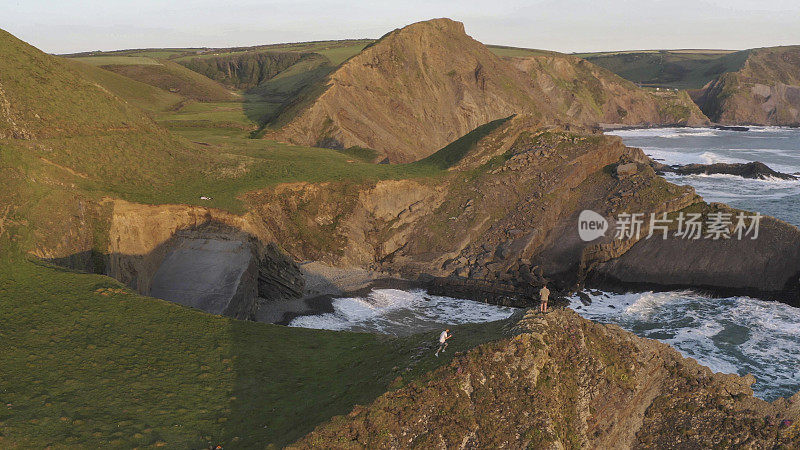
573,126 -> 800,401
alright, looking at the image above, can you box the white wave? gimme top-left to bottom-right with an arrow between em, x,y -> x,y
748,126 -> 793,133
643,147 -> 749,166
676,172 -> 799,185
289,289 -> 516,336
570,290 -> 800,401
607,127 -> 719,139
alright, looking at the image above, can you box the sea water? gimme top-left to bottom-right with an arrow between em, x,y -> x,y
580,127 -> 800,401
569,290 -> 800,401
288,288 -> 516,336
609,126 -> 800,226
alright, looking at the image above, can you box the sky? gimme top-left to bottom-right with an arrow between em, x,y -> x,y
3,0 -> 800,54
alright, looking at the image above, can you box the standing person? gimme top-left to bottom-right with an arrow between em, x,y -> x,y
435,329 -> 451,357
539,284 -> 550,313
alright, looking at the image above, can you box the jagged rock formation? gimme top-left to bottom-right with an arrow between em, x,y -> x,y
292,309 -> 800,448
694,46 -> 800,125
653,160 -> 796,180
269,19 -> 708,163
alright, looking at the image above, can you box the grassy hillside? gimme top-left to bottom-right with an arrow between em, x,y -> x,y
176,51 -> 309,90
97,60 -> 239,102
0,251 -> 512,448
63,59 -> 184,113
0,27 -> 502,448
171,40 -> 372,64
575,49 -> 749,89
64,48 -> 207,59
0,29 -> 170,139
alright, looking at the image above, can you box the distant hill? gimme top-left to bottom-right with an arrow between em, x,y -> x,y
64,58 -> 184,112
269,19 -> 708,163
694,46 -> 800,125
576,49 -> 749,89
96,59 -> 239,102
175,51 -> 310,90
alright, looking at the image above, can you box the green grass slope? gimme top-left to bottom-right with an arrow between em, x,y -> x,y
63,59 -> 184,113
0,251 -> 513,448
574,49 -> 749,89
0,29 -> 170,139
98,60 -> 239,102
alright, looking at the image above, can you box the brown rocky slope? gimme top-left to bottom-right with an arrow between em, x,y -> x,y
269,19 -> 708,163
292,309 -> 800,448
694,46 -> 800,126
250,115 -> 800,305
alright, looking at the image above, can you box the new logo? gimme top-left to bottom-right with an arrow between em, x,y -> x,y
578,210 -> 608,242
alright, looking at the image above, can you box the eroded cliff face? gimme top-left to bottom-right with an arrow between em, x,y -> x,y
269,19 -> 709,163
593,205 -> 800,304
105,199 -> 303,320
292,309 -> 800,449
508,53 -> 708,127
256,118 -> 689,285
253,116 -> 800,304
695,46 -> 800,126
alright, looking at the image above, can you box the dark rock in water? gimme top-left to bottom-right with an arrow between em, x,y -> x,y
713,125 -> 750,131
576,291 -> 592,306
653,161 -> 796,180
676,162 -> 795,180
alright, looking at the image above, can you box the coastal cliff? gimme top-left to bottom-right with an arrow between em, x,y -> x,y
694,46 -> 800,126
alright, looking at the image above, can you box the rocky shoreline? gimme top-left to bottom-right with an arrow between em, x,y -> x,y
652,160 -> 797,180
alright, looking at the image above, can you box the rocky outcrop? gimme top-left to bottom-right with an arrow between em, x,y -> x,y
292,309 -> 800,448
653,160 -> 796,180
508,52 -> 708,128
694,46 -> 800,126
593,203 -> 800,305
250,118 -> 690,295
269,19 -> 709,163
257,115 -> 800,306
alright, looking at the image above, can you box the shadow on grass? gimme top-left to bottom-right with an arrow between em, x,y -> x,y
29,218 -> 519,447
